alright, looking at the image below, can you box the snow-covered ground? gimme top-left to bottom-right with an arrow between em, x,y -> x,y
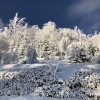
38,57 -> 96,80
0,58 -> 99,100
0,95 -> 81,100
0,64 -> 47,69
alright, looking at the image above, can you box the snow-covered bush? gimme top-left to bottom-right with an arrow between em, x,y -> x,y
0,65 -> 50,96
67,41 -> 95,63
68,67 -> 100,99
0,65 -> 69,98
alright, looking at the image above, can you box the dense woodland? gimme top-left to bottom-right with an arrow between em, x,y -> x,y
0,13 -> 100,64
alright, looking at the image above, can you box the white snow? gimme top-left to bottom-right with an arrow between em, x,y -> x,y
0,95 -> 81,100
0,64 -> 46,69
43,58 -> 100,81
56,61 -> 88,80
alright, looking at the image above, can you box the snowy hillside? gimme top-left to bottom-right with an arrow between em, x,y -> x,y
0,61 -> 100,99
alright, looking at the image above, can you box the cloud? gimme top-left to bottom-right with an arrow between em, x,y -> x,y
67,0 -> 100,34
0,18 -> 5,29
68,0 -> 100,18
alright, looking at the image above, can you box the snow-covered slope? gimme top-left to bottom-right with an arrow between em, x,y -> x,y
0,95 -> 81,100
0,64 -> 46,69
0,61 -> 100,100
56,62 -> 87,80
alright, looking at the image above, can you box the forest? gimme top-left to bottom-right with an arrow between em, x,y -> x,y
0,13 -> 100,64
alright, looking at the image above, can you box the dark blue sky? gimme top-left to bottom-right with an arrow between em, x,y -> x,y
0,0 -> 100,34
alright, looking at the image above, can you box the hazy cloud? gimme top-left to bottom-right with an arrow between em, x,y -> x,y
67,0 -> 100,34
68,0 -> 100,18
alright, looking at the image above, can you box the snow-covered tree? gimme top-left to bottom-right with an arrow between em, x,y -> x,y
0,13 -> 100,64
67,40 -> 95,63
0,13 -> 37,64
59,36 -> 70,59
35,21 -> 59,59
0,37 -> 9,52
18,43 -> 37,64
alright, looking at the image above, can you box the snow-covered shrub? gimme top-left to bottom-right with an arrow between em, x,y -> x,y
0,65 -> 69,98
0,65 -> 50,96
33,77 -> 69,98
67,41 -> 95,63
68,67 -> 100,99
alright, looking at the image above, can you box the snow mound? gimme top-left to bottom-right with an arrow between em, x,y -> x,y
0,65 -> 69,99
0,65 -> 50,96
68,65 -> 100,99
